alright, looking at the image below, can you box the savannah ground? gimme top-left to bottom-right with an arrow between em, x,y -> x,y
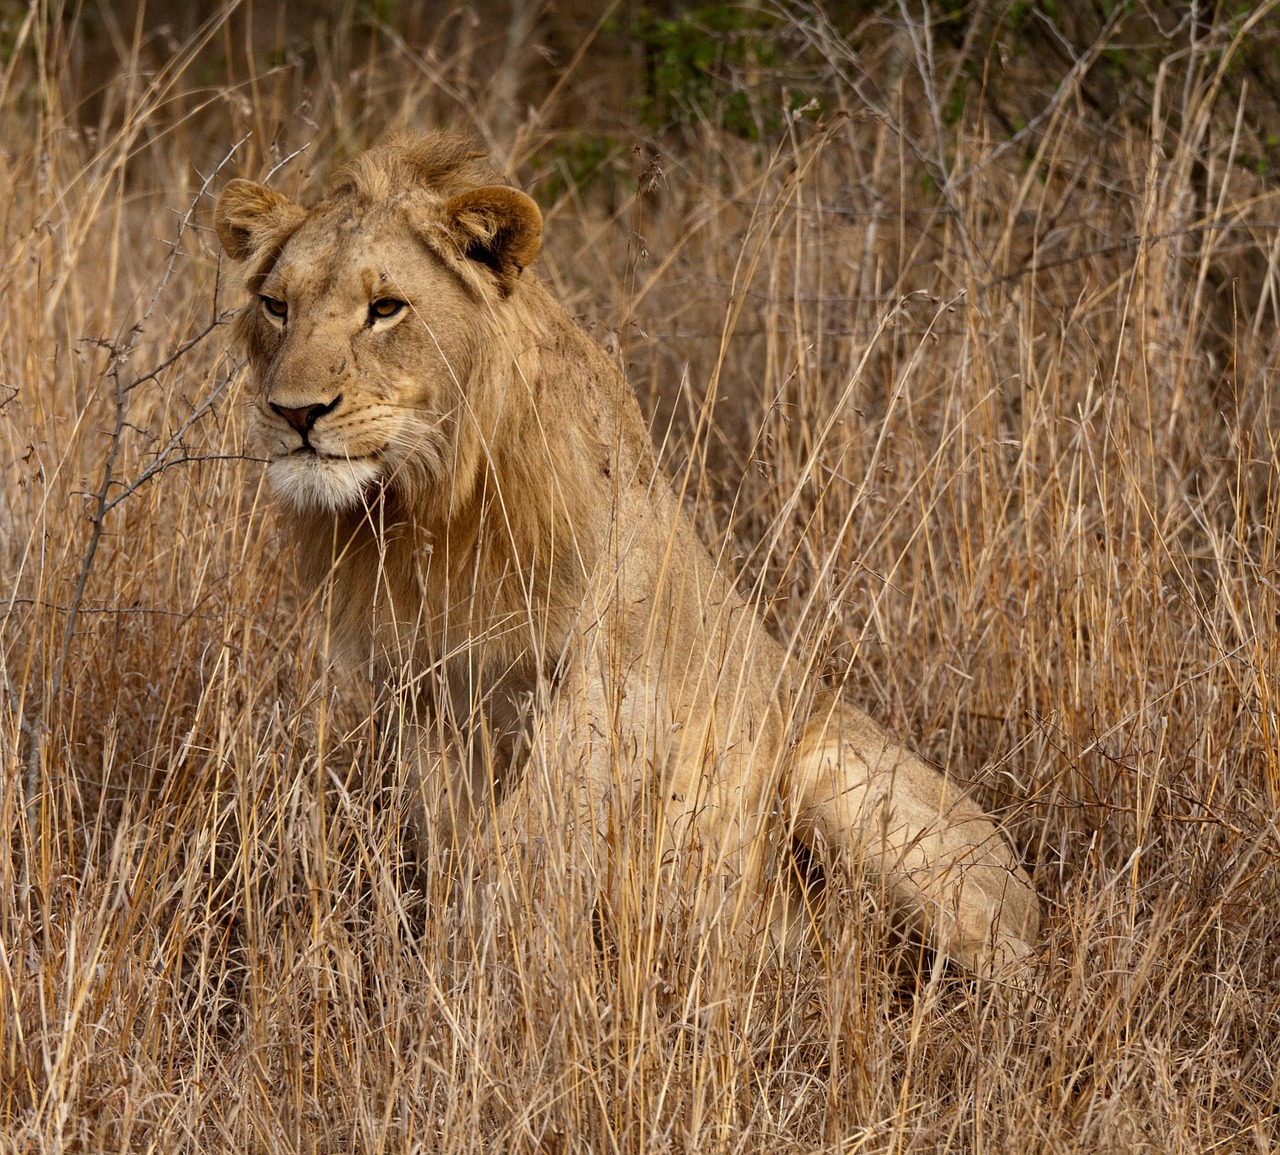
2,1 -> 1279,1150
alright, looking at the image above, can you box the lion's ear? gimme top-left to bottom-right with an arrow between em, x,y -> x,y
215,179 -> 304,263
443,185 -> 542,293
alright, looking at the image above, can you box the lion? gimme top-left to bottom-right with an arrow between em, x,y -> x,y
214,133 -> 1040,975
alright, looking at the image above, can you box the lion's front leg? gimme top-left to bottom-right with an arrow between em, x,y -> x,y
439,669 -> 631,940
392,670 -> 530,869
483,670 -> 624,873
397,721 -> 491,866
398,695 -> 564,940
789,698 -> 1040,976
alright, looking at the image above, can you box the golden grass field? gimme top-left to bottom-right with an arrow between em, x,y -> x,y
2,2 -> 1279,1150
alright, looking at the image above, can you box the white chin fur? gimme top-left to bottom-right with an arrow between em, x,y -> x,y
268,455 -> 382,512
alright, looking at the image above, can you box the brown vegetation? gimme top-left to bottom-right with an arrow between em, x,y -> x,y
2,2 -> 1279,1151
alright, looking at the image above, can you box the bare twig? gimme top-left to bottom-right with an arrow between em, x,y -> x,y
22,140 -> 248,842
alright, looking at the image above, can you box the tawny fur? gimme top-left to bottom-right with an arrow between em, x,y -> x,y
215,132 -> 1041,974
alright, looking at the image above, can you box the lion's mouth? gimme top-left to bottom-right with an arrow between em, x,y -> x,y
266,448 -> 385,512
285,446 -> 376,465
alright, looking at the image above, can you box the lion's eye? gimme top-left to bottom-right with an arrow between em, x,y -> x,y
261,295 -> 288,320
369,298 -> 407,322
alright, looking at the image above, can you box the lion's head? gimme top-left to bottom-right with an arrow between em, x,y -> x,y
214,134 -> 543,517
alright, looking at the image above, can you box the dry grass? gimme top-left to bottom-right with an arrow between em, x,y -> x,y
3,2 -> 1280,1150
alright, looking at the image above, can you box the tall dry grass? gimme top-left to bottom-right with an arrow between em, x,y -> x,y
2,2 -> 1279,1150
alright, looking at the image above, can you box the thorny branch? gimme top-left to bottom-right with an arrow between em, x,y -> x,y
21,138 -> 250,852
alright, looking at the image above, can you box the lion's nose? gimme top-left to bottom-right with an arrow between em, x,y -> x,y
270,395 -> 342,435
